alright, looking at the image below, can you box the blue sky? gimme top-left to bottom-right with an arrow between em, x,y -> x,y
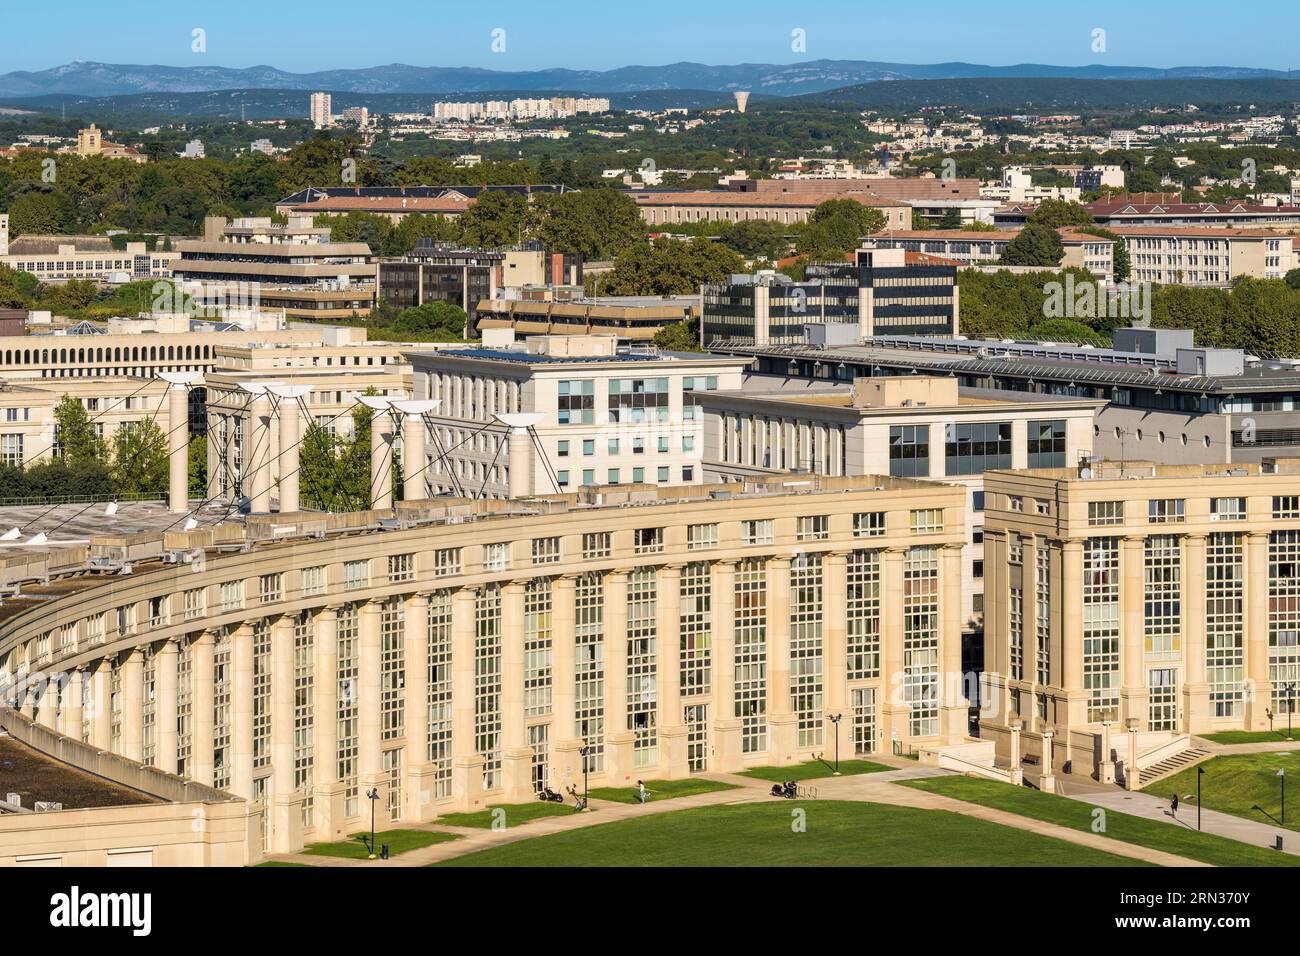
3,0 -> 1297,73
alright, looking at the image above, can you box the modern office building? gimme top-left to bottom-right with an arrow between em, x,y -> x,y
982,459 -> 1300,784
404,335 -> 751,498
701,246 -> 959,346
699,374 -> 1101,633
710,326 -> 1300,467
174,216 -> 375,289
0,238 -> 177,284
473,294 -> 697,343
1113,227 -> 1294,285
0,473 -> 968,858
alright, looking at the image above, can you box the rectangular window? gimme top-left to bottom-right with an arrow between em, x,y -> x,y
582,532 -> 611,559
531,536 -> 561,565
634,527 -> 664,554
944,421 -> 1012,476
1144,535 -> 1182,658
687,523 -> 718,551
259,573 -> 282,604
343,560 -> 369,590
735,558 -> 768,753
889,425 -> 929,478
846,550 -> 881,681
1026,419 -> 1067,469
388,553 -> 414,583
557,380 -> 594,425
1088,501 -> 1125,526
797,515 -> 829,542
433,548 -> 461,577
483,542 -> 509,572
1211,497 -> 1247,522
1273,496 -> 1300,520
853,511 -> 886,537
302,566 -> 324,597
219,581 -> 242,611
1083,537 -> 1121,721
1148,499 -> 1185,524
608,378 -> 669,424
909,509 -> 943,534
742,519 -> 774,546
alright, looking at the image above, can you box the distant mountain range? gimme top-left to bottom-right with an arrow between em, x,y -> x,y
0,59 -> 1296,100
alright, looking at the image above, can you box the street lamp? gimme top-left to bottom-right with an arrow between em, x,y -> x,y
365,787 -> 379,860
1278,768 -> 1287,826
1197,766 -> 1205,831
825,713 -> 843,775
579,742 -> 592,811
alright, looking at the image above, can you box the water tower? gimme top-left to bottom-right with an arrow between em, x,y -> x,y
733,91 -> 750,113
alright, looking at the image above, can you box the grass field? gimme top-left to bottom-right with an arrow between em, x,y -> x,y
905,775 -> 1300,867
302,828 -> 461,859
739,758 -> 891,783
1143,752 -> 1300,832
433,800 -> 1149,867
587,778 -> 738,804
1198,730 -> 1300,745
438,801 -> 577,828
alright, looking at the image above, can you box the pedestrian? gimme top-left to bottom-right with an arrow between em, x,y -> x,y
1171,793 -> 1179,816
637,780 -> 647,804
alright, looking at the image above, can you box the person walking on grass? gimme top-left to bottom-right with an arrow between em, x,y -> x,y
1171,793 -> 1179,817
637,780 -> 647,804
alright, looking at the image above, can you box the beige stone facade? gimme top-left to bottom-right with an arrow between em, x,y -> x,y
0,476 -> 968,855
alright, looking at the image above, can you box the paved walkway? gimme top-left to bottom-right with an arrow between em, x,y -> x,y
262,762 -> 1207,868
1196,738 -> 1300,756
1070,789 -> 1298,857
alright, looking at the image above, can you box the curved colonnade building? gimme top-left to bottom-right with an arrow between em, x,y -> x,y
1,476 -> 967,856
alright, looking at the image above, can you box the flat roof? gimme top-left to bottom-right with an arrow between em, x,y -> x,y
0,735 -> 159,811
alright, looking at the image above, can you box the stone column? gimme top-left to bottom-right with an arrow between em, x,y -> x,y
940,543 -> 967,742
230,624 -> 255,798
312,608 -> 343,837
655,564 -> 688,779
370,410 -> 393,511
35,671 -> 59,730
402,414 -> 427,503
167,383 -> 189,513
1245,532 -> 1274,729
1181,534 -> 1210,733
1124,718 -> 1140,790
191,634 -> 215,786
269,615 -> 301,852
1119,536 -> 1147,728
551,576 -> 579,786
1098,719 -> 1116,785
710,561 -> 742,772
766,556 -> 795,760
1008,718 -> 1024,786
249,392 -> 272,514
1039,726 -> 1056,793
450,588 -> 485,811
356,601 -> 385,809
277,395 -> 301,514
1023,535 -> 1041,712
981,530 -> 1010,729
1060,541 -> 1084,700
499,581 -> 532,800
822,552 -> 849,718
119,649 -> 145,763
156,639 -> 179,775
403,592 -> 431,821
602,571 -> 634,783
507,426 -> 533,498
880,547 -> 907,751
89,659 -> 113,752
61,667 -> 85,742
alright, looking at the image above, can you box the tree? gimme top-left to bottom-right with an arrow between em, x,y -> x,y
389,301 -> 467,340
796,199 -> 887,260
652,319 -> 702,352
459,191 -> 528,248
962,221 -> 998,232
54,395 -> 104,466
1025,318 -> 1110,346
938,207 -> 963,230
718,219 -> 790,260
1027,199 -> 1093,229
188,437 -> 208,497
1285,268 -> 1300,291
1001,224 -> 1065,268
604,238 -> 744,296
529,188 -> 644,260
109,419 -> 168,497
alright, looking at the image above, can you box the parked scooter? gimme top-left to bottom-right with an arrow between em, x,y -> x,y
538,786 -> 565,803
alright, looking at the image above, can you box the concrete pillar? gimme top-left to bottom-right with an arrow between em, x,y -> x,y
1040,727 -> 1056,793
311,608 -> 341,835
403,593 -> 431,822
89,660 -> 112,752
249,392 -> 272,514
1023,535 -> 1041,715
1246,532 -> 1274,728
402,414 -> 427,502
822,552 -> 849,718
710,561 -> 742,771
602,571 -> 635,783
1060,541 -> 1084,697
231,624 -> 254,798
552,576 -> 578,777
34,669 -> 59,730
1098,719 -> 1116,784
507,427 -> 532,499
450,588 -> 485,810
656,564 -> 687,778
499,581 -> 532,800
1124,718 -> 1140,790
1119,536 -> 1147,728
191,634 -> 215,786
370,409 -> 393,511
881,548 -> 906,750
167,384 -> 189,513
1182,534 -> 1209,733
766,556 -> 795,759
356,602 -> 384,793
156,639 -> 179,775
117,650 -> 144,762
269,616 -> 301,852
277,395 -> 301,514
1008,718 -> 1023,786
941,543 -> 967,741
61,667 -> 85,742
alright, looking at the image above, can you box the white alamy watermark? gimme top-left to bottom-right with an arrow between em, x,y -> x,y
49,887 -> 152,937
1043,274 -> 1150,324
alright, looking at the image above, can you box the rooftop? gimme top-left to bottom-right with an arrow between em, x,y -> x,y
0,735 -> 159,812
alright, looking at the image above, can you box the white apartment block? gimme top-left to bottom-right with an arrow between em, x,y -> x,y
1116,227 -> 1296,286
405,335 -> 750,498
310,92 -> 332,129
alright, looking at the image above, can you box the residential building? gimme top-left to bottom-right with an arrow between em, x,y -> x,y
0,237 -> 177,284
865,228 -> 1114,280
310,92 -> 332,130
633,190 -> 910,229
404,335 -> 750,497
1113,227 -> 1294,285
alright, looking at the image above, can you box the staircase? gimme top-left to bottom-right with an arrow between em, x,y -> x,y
1138,746 -> 1212,786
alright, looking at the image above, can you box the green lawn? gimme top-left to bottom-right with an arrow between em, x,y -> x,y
1199,730 -> 1300,745
438,801 -> 578,828
587,778 -> 738,804
302,828 -> 461,859
433,800 -> 1149,867
905,775 -> 1299,867
739,758 -> 891,783
1143,752 -> 1300,833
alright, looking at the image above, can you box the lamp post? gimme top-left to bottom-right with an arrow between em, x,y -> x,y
826,713 -> 843,775
366,787 -> 379,860
579,742 -> 592,811
1197,766 -> 1204,831
1278,768 -> 1287,826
